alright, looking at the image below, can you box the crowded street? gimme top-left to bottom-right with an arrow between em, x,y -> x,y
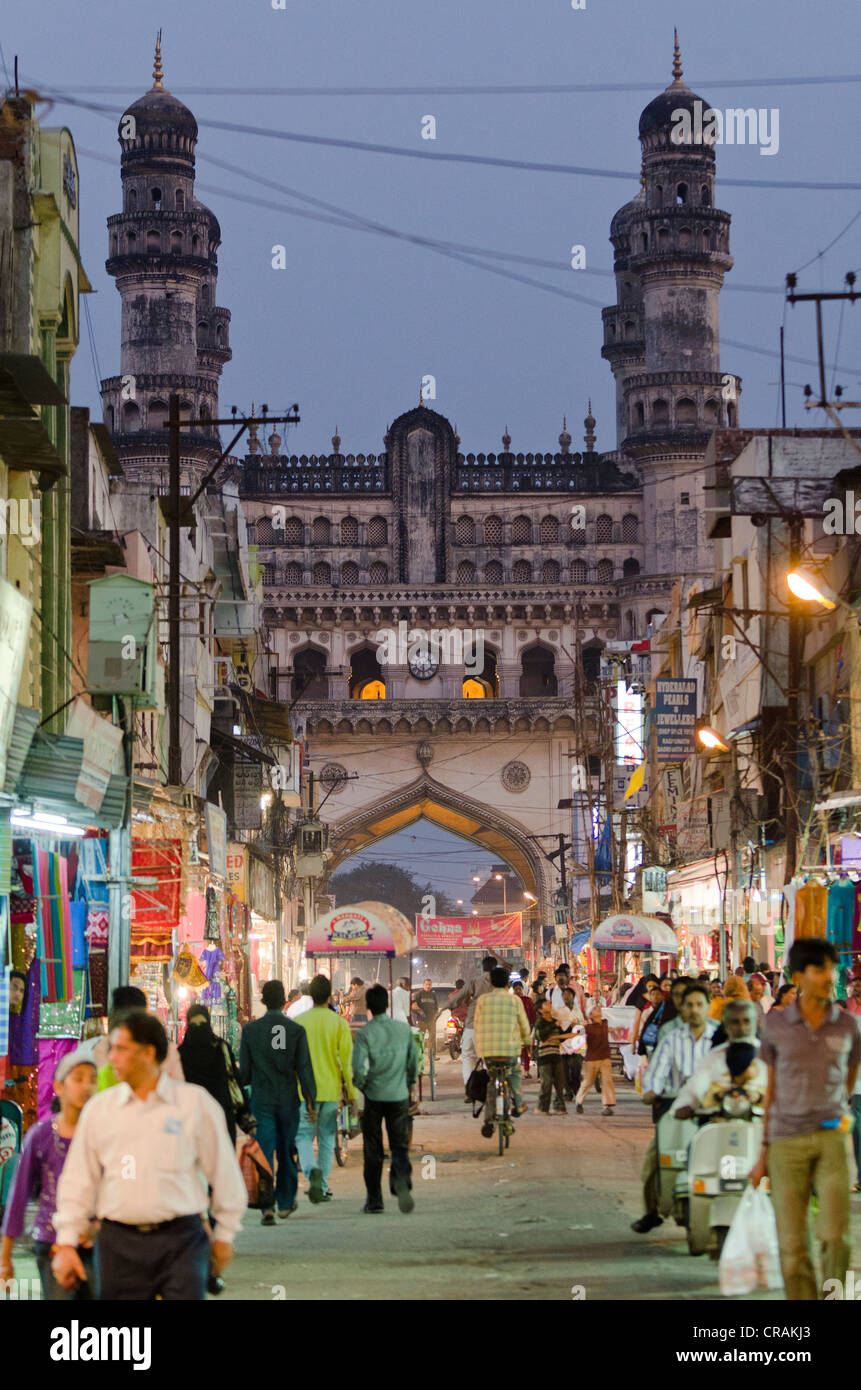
2,0 -> 861,1356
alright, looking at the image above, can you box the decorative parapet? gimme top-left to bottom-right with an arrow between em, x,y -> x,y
300,696 -> 584,735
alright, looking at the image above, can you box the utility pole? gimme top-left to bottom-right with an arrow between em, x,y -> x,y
164,399 -> 300,788
784,514 -> 804,879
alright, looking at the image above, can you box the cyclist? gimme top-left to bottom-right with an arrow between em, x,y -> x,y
474,966 -> 531,1134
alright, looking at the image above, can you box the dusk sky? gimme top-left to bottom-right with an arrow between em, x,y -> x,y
6,0 -> 860,918
6,0 -> 861,461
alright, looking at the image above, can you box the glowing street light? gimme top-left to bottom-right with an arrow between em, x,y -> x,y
786,567 -> 838,611
697,726 -> 730,753
523,891 -> 537,903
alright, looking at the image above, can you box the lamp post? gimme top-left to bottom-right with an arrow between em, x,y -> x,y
494,872 -> 507,914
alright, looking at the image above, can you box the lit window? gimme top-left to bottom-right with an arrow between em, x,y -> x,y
359,679 -> 385,699
463,679 -> 488,699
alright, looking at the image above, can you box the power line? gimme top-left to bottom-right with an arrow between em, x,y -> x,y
25,73 -> 861,97
38,89 -> 861,191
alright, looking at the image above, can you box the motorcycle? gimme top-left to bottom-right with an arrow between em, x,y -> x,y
685,1090 -> 765,1259
446,1014 -> 464,1060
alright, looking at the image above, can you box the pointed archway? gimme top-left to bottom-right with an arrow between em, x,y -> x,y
325,770 -> 551,919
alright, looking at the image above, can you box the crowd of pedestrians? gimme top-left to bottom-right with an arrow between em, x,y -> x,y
0,973 -> 418,1301
2,943 -> 858,1303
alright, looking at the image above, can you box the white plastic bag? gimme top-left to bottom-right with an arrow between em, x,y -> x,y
718,1184 -> 783,1297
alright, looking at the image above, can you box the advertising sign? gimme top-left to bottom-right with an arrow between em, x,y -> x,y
204,803 -> 227,879
654,678 -> 698,762
415,913 -> 523,950
642,865 -> 669,914
66,698 -> 124,812
226,844 -> 247,902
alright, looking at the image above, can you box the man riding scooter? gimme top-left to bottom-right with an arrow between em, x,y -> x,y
631,982 -> 717,1234
672,1000 -> 765,1118
673,1026 -> 768,1257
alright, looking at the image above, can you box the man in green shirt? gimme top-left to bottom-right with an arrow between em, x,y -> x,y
296,975 -> 358,1205
352,983 -> 419,1214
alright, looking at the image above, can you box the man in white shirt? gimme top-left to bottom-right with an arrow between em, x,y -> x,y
52,1010 -> 246,1300
671,1001 -> 766,1116
286,983 -> 314,1020
391,978 -> 412,1025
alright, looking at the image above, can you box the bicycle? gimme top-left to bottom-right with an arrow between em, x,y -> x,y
334,1088 -> 358,1168
482,1058 -> 516,1155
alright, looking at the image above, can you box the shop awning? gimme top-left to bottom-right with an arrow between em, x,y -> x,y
306,901 -> 416,958
592,913 -> 680,954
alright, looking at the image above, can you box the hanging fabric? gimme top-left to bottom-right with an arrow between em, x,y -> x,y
34,846 -> 73,1004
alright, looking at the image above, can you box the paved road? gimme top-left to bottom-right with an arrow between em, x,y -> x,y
220,1055 -> 861,1303
8,1056 -> 859,1301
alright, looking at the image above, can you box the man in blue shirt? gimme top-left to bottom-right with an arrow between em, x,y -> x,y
352,983 -> 419,1215
239,980 -> 316,1225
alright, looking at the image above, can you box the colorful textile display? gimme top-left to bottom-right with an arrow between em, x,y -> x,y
0,965 -> 8,1055
200,945 -> 224,1004
34,847 -> 73,1003
87,949 -> 108,1016
37,1037 -> 78,1120
85,905 -> 108,948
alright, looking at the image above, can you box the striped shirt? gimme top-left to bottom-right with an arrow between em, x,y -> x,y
643,1020 -> 718,1097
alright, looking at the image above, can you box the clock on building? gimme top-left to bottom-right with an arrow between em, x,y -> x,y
408,649 -> 439,681
63,151 -> 77,209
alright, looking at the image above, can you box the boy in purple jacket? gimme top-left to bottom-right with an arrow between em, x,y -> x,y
0,1050 -> 97,1299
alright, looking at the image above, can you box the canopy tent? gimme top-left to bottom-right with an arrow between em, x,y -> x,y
592,913 -> 680,955
305,901 -> 416,959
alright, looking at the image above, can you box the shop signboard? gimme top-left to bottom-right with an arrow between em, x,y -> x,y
642,865 -> 669,914
0,578 -> 33,789
676,798 -> 711,858
226,844 -> 247,902
654,679 -> 698,762
660,767 -> 682,831
249,853 -> 276,920
233,762 -> 262,831
205,803 -> 228,879
415,913 -> 523,950
66,698 -> 124,812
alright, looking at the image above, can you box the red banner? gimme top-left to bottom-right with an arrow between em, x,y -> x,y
415,913 -> 522,950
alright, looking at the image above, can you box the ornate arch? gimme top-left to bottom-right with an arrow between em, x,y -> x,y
325,770 -> 552,918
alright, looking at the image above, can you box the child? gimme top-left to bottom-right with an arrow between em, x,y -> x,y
575,1002 -> 616,1115
0,1050 -> 98,1300
533,999 -> 570,1114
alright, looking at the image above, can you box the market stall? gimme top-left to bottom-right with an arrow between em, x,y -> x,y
304,901 -> 416,1017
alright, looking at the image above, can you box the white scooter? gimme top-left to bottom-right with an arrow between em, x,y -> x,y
685,1091 -> 764,1258
656,1109 -> 697,1225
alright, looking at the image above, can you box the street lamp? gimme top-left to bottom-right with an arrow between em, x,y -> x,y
523,891 -> 537,903
494,872 -> 507,913
697,725 -> 730,753
786,566 -> 845,612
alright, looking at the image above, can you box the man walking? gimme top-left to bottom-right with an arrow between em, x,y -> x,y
474,966 -> 532,1134
296,974 -> 358,1204
239,979 -> 317,1225
352,984 -> 419,1214
412,976 -> 439,1065
750,939 -> 860,1298
52,1011 -> 246,1300
447,955 -> 497,1098
632,982 -> 717,1233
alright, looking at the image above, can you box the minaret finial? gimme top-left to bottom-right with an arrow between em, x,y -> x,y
584,400 -> 596,453
672,29 -> 683,83
152,30 -> 164,90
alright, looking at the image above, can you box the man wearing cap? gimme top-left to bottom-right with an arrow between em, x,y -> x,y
52,1010 -> 246,1300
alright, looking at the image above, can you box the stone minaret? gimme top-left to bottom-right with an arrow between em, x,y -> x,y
603,33 -> 738,579
100,37 -> 231,477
